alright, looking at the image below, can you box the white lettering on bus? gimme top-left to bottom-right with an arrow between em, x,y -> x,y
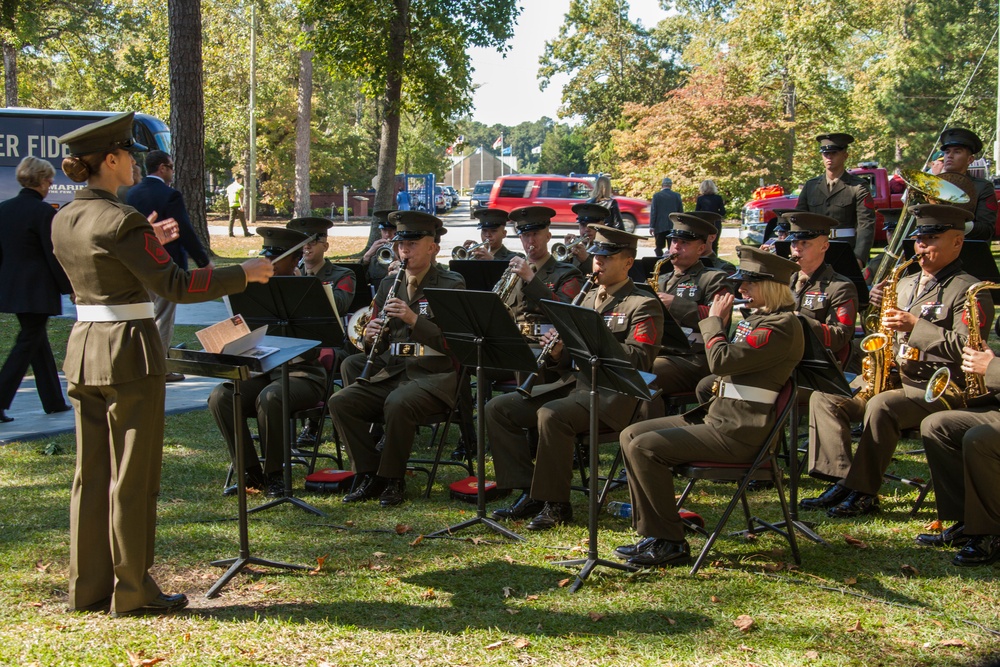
3,134 -> 19,158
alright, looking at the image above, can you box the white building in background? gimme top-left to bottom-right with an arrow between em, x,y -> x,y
442,149 -> 518,193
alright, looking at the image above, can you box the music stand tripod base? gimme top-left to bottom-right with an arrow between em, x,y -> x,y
207,555 -> 311,599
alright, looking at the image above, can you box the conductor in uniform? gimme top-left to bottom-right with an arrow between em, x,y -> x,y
936,127 -> 998,240
50,112 -> 274,616
464,208 -> 522,261
801,204 -> 993,517
795,133 -> 877,265
616,246 -> 803,567
487,226 -> 662,529
328,211 -> 465,507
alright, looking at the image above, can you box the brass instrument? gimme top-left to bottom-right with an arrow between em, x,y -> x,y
647,252 -> 677,291
924,366 -> 965,409
357,259 -> 409,383
493,246 -> 534,304
552,236 -> 587,262
376,243 -> 397,266
346,300 -> 374,351
452,240 -> 489,260
517,271 -> 597,397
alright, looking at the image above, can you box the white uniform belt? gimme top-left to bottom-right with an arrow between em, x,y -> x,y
76,302 -> 155,322
718,381 -> 779,404
390,342 -> 444,357
897,344 -> 949,364
830,228 -> 856,239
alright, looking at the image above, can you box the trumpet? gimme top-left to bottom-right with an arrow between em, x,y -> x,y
357,259 -> 409,383
552,236 -> 588,262
376,243 -> 397,266
452,240 -> 489,260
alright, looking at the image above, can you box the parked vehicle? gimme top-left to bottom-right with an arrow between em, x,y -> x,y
434,185 -> 448,213
442,185 -> 459,208
468,180 -> 494,219
487,174 -> 650,232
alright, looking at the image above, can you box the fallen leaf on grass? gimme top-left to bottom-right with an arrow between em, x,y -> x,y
738,644 -> 755,652
847,620 -> 863,633
543,554 -> 557,561
503,555 -> 515,564
469,537 -> 486,545
420,588 -> 436,600
843,576 -> 857,585
710,595 -> 722,603
843,534 -> 868,549
28,602 -> 43,608
924,519 -> 944,531
588,612 -> 604,622
503,587 -> 513,598
126,651 -> 164,667
900,564 -> 919,578
658,615 -> 677,625
506,609 -> 519,615
485,641 -> 504,651
182,633 -> 190,642
344,520 -> 355,528
372,551 -> 387,559
733,615 -> 755,633
525,595 -> 539,601
512,638 -> 530,649
34,561 -> 50,573
557,578 -> 572,588
409,535 -> 424,547
308,554 -> 329,575
805,650 -> 819,659
395,524 -> 411,535
938,639 -> 966,647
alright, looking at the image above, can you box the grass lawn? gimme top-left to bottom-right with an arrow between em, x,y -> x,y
0,243 -> 998,666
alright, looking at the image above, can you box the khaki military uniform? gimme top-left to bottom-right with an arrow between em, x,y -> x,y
808,259 -> 993,489
796,172 -> 877,263
791,263 -> 858,366
504,254 -> 583,339
52,188 -> 248,615
492,245 -> 523,261
621,307 -> 804,540
485,279 -> 662,499
968,175 -> 998,241
329,264 -> 465,479
652,262 -> 732,396
366,254 -> 390,291
298,258 -> 357,315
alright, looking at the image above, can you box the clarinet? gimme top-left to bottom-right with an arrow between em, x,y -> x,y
357,259 -> 409,383
516,271 -> 598,397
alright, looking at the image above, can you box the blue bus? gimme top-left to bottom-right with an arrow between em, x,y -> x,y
0,108 -> 171,208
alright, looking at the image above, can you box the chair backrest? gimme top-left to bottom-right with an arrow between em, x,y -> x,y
764,376 -> 797,457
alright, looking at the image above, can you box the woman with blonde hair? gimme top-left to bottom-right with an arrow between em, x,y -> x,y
586,175 -> 624,230
696,179 -> 726,253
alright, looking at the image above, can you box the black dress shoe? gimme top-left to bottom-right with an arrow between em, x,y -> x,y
627,538 -> 692,568
916,521 -> 970,548
343,473 -> 386,503
526,501 -> 573,531
827,490 -> 880,518
296,425 -> 318,447
222,469 -> 268,496
800,483 -> 851,511
746,480 -> 774,491
614,536 -> 657,561
491,491 -> 544,521
265,472 -> 285,498
379,478 -> 406,507
952,535 -> 1000,567
110,593 -> 188,618
46,404 -> 72,415
0,410 -> 12,423
164,372 -> 185,383
73,596 -> 112,613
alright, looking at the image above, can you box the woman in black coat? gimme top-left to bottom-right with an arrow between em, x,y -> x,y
0,156 -> 73,422
696,179 -> 726,253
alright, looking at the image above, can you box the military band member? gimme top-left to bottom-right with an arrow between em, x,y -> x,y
562,202 -> 608,274
937,127 -> 998,241
486,226 -> 662,529
801,204 -> 993,517
287,216 -> 357,315
795,133 -> 877,265
361,209 -> 397,292
783,211 -> 859,367
651,213 -> 733,399
690,211 -> 736,275
208,228 -> 329,497
615,246 -> 803,568
466,208 -> 522,261
51,112 -> 274,616
329,212 -> 465,507
917,346 -> 1000,565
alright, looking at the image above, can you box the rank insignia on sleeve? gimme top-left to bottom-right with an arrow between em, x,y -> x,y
144,233 -> 170,264
336,276 -> 355,292
188,267 -> 212,293
633,317 -> 657,345
836,304 -> 856,326
746,327 -> 772,349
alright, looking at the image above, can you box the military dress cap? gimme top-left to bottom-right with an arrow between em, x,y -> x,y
510,205 -> 556,234
286,216 -> 333,238
732,245 -> 799,283
665,212 -> 717,241
58,111 -> 147,156
572,202 -> 610,224
585,224 -> 642,256
473,208 -> 510,229
908,203 -> 973,236
781,211 -> 836,240
939,127 -> 984,155
815,133 -> 855,153
389,210 -> 446,239
373,209 -> 398,229
684,210 -> 723,226
257,226 -> 309,258
770,208 -> 797,233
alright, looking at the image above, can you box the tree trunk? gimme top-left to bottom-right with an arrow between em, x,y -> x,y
782,70 -> 795,183
168,0 -> 211,252
371,0 -> 409,242
3,40 -> 17,107
294,24 -> 313,219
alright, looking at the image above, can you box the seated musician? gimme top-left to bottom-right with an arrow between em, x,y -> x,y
801,204 -> 994,517
616,246 -> 803,568
465,208 -> 522,260
486,226 -> 662,530
361,209 -> 397,293
692,211 -> 736,274
328,211 -> 465,507
937,127 -> 997,241
502,206 -> 583,345
562,203 -> 607,274
207,228 -> 329,497
651,214 -> 732,401
783,211 -> 858,369
918,345 -> 1000,566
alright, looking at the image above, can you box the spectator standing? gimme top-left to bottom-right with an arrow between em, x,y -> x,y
396,188 -> 411,211
227,173 -> 250,237
587,175 -> 624,230
0,156 -> 73,422
649,176 -> 683,257
695,179 -> 726,254
127,151 -> 213,378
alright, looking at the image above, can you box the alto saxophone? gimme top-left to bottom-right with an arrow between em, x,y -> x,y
647,253 -> 677,291
856,254 -> 922,401
928,280 -> 1000,407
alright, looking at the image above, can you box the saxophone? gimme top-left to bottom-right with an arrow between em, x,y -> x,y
647,253 -> 677,291
928,280 -> 1000,407
856,254 -> 922,401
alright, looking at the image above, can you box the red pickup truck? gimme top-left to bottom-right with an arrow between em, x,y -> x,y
739,162 -> 1000,245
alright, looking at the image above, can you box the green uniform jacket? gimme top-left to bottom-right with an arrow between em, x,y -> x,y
492,245 -> 523,261
790,263 -> 858,363
968,175 -> 998,241
52,188 -> 247,385
298,258 -> 357,315
506,254 -> 583,325
699,307 -> 804,447
657,262 -> 732,354
796,171 -> 876,263
702,253 -> 736,275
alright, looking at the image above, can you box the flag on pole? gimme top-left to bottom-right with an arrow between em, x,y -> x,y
531,145 -> 542,155
502,146 -> 512,156
492,134 -> 503,150
445,145 -> 453,155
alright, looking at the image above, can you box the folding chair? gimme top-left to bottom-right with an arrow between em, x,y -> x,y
673,377 -> 801,575
290,348 -> 342,473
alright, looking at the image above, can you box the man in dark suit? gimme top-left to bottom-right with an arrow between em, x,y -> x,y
649,177 -> 683,258
126,150 -> 212,380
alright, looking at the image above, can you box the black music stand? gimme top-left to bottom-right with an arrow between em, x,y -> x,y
421,288 -> 538,541
226,279 -> 340,517
166,336 -> 314,597
539,298 -> 655,592
448,259 -> 509,291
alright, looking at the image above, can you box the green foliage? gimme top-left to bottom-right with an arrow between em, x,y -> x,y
537,124 -> 589,175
